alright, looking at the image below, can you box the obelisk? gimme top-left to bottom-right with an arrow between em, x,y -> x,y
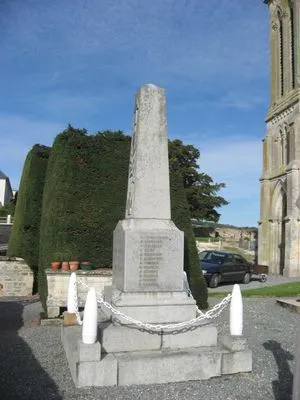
61,85 -> 252,388
111,84 -> 196,323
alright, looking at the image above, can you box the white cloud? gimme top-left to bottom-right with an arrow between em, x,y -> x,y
0,114 -> 64,188
197,136 -> 262,201
217,92 -> 267,111
42,93 -> 109,115
181,135 -> 262,226
0,114 -> 64,145
0,0 -> 269,226
0,0 -> 269,86
169,91 -> 268,112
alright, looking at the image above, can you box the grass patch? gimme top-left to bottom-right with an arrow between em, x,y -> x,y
209,281 -> 300,298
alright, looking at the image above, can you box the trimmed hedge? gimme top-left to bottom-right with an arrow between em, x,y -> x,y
39,127 -> 130,267
170,167 -> 208,309
7,145 -> 51,281
38,127 -> 131,309
36,125 -> 207,310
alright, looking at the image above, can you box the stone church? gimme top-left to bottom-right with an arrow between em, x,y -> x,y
258,0 -> 300,276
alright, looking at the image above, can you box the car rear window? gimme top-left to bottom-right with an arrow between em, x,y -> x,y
199,251 -> 208,260
201,252 -> 227,264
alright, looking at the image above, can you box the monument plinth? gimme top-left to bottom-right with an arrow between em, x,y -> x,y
62,84 -> 252,387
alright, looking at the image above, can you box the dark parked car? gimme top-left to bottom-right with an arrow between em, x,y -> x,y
200,250 -> 252,288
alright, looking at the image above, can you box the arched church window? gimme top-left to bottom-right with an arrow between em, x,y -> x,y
279,129 -> 284,166
289,123 -> 295,161
285,125 -> 290,165
290,7 -> 295,89
282,132 -> 285,165
278,11 -> 284,97
274,134 -> 281,169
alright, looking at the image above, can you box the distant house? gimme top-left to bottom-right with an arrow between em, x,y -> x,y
0,170 -> 13,207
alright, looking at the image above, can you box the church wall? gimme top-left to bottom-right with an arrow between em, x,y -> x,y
259,0 -> 300,276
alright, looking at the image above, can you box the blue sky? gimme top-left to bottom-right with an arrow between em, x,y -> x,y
0,0 -> 269,227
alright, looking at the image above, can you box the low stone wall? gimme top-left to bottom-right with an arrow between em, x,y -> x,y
0,257 -> 33,296
46,269 -> 112,318
196,241 -> 222,253
0,224 -> 12,245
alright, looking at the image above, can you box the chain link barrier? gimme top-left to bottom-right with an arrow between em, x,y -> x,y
71,276 -> 83,325
76,279 -> 232,333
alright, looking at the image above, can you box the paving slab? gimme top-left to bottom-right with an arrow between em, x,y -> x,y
276,297 -> 300,313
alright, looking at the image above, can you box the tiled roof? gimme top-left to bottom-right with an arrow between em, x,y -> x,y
0,170 -> 8,179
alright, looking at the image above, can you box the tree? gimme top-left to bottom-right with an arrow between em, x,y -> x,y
170,164 -> 208,309
168,139 -> 228,222
8,145 -> 51,295
0,201 -> 16,217
0,191 -> 18,217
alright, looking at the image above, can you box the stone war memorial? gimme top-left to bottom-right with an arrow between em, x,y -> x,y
62,84 -> 252,387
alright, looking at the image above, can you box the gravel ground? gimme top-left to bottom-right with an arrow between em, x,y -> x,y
208,275 -> 300,293
0,296 -> 299,400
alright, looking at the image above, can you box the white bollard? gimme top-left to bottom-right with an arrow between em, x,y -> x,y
230,284 -> 243,336
183,271 -> 191,296
82,287 -> 98,344
67,272 -> 78,314
7,214 -> 11,224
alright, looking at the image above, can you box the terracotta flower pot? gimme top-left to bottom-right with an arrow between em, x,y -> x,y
80,261 -> 92,271
69,261 -> 79,272
61,261 -> 70,271
51,261 -> 60,271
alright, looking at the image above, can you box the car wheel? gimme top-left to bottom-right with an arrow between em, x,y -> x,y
242,272 -> 251,284
209,274 -> 219,288
260,274 -> 267,283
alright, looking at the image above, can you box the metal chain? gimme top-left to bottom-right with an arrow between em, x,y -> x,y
72,277 -> 83,325
76,280 -> 231,333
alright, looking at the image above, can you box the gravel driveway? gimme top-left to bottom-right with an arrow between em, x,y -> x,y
0,296 -> 298,400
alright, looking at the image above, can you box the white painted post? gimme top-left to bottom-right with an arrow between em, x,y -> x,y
82,287 -> 98,344
183,271 -> 191,296
218,239 -> 221,250
230,284 -> 243,336
67,272 -> 78,314
7,214 -> 11,224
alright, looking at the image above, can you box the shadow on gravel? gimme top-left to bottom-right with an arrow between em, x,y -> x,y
263,340 -> 294,400
0,301 -> 62,400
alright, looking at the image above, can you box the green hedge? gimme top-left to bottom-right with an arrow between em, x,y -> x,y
170,168 -> 208,309
7,145 -> 51,285
39,127 -> 130,267
38,127 -> 131,309
36,125 -> 207,311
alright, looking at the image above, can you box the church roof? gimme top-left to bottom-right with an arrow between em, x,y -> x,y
0,170 -> 8,179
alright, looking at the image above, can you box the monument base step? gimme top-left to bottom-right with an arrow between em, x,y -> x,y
99,321 -> 218,352
62,325 -> 252,388
104,286 -> 197,323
